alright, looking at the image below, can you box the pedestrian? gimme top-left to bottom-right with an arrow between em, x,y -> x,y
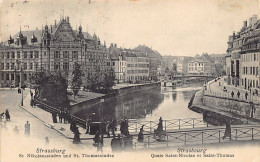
24,121 -> 30,136
52,112 -> 57,123
120,119 -> 125,135
116,134 -> 123,151
97,135 -> 104,152
58,110 -> 63,123
93,131 -> 100,146
0,112 -> 4,122
70,120 -> 77,133
5,109 -> 10,121
250,102 -> 256,118
245,92 -> 248,100
222,121 -> 231,140
73,127 -> 81,144
85,118 -> 92,134
157,117 -> 163,133
237,91 -> 240,98
138,125 -> 144,142
13,126 -> 19,135
45,136 -> 49,145
231,91 -> 234,98
111,136 -> 117,152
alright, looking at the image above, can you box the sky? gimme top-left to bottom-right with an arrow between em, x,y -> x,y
0,0 -> 260,56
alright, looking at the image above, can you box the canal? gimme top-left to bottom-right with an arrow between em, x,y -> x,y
73,82 -> 205,122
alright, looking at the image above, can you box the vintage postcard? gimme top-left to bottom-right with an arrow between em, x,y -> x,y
0,0 -> 260,162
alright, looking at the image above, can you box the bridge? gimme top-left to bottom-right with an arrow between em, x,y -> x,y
34,99 -> 260,149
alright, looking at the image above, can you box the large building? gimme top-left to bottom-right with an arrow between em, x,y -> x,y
0,17 -> 109,87
226,15 -> 260,93
187,58 -> 213,75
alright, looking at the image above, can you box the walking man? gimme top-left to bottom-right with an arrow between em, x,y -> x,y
245,92 -> 248,100
231,91 -> 234,98
223,121 -> 231,140
237,91 -> 240,99
24,121 -> 30,136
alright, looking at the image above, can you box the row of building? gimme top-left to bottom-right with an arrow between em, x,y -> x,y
161,53 -> 226,76
0,16 -> 162,87
225,15 -> 260,93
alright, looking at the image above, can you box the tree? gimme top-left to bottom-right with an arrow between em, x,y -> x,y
31,70 -> 69,108
171,63 -> 177,76
102,68 -> 116,93
70,62 -> 82,99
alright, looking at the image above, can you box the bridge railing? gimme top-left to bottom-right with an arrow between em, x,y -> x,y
120,118 -> 208,133
133,125 -> 260,149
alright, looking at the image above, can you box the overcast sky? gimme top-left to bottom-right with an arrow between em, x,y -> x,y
1,0 -> 259,56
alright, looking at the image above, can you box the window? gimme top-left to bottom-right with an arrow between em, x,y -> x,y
30,63 -> 33,70
30,51 -> 33,58
11,74 -> 14,80
54,51 -> 60,58
35,51 -> 39,58
6,63 -> 9,70
254,54 -> 256,61
1,53 -> 4,59
24,63 -> 27,70
63,62 -> 69,70
1,63 -> 4,70
35,63 -> 38,69
24,52 -> 27,59
11,63 -> 14,70
1,73 -> 4,80
17,52 -> 20,58
6,52 -> 9,59
6,74 -> 9,80
256,67 -> 258,76
72,51 -> 78,59
54,63 -> 60,70
12,52 -> 15,59
63,51 -> 69,58
24,74 -> 27,81
113,62 -> 115,66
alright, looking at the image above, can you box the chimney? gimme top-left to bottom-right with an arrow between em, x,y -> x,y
55,20 -> 57,27
67,17 -> 69,23
50,25 -> 53,33
243,21 -> 247,28
233,31 -> 235,39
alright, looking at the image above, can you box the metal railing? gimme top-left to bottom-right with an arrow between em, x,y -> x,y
119,118 -> 208,133
133,125 -> 260,149
204,89 -> 260,105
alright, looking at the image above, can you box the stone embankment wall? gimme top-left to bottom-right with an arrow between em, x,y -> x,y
203,95 -> 260,119
70,83 -> 160,114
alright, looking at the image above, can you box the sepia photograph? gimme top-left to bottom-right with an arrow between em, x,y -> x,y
0,0 -> 260,162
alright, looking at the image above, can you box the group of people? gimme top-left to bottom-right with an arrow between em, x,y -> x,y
111,132 -> 133,152
51,108 -> 70,124
0,109 -> 10,122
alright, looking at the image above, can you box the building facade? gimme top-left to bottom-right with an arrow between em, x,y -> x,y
226,15 -> 260,93
0,17 -> 109,87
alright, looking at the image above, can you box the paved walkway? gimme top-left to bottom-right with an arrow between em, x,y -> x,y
205,77 -> 260,104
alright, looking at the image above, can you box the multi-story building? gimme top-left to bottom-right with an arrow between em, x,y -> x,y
187,58 -> 213,75
0,17 -> 109,87
108,44 -> 127,83
161,56 -> 193,75
123,50 -> 149,83
226,15 -> 260,93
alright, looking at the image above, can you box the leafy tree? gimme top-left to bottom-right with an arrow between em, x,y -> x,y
70,62 -> 82,99
171,63 -> 177,75
102,68 -> 116,92
31,70 -> 69,108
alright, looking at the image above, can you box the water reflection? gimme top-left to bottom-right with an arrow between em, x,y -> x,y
73,83 -> 204,122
